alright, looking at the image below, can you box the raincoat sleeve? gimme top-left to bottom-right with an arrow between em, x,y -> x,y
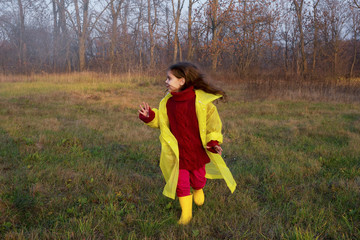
206,103 -> 223,144
145,108 -> 160,129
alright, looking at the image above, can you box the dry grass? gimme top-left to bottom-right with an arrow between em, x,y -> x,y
242,78 -> 360,102
0,73 -> 359,239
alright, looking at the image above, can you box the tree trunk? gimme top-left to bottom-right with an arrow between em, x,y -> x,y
187,0 -> 194,61
350,37 -> 356,78
293,0 -> 307,76
57,0 -> 71,72
284,32 -> 289,75
52,0 -> 59,72
312,0 -> 320,73
334,45 -> 338,76
208,0 -> 232,71
350,9 -> 358,78
109,2 -> 117,74
172,0 -> 185,63
17,0 -> 26,73
122,2 -> 130,72
109,0 -> 124,74
179,38 -> 182,61
139,0 -> 144,71
81,0 -> 89,71
165,5 -> 172,63
148,0 -> 157,69
211,0 -> 219,71
73,0 -> 89,71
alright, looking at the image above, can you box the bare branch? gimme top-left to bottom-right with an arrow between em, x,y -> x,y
89,0 -> 114,34
354,0 -> 360,8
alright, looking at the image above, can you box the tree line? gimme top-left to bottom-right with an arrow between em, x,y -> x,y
0,0 -> 359,80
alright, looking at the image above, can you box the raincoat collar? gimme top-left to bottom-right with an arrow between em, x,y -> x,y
164,89 -> 222,104
194,89 -> 222,104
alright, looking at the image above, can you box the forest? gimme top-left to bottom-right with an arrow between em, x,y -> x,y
0,0 -> 360,80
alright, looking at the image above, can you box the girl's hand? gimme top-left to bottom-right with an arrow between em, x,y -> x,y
213,145 -> 223,155
139,102 -> 150,118
207,144 -> 223,155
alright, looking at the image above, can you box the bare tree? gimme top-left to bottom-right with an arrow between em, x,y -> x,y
133,0 -> 145,70
186,0 -> 200,61
120,0 -> 131,72
171,0 -> 185,63
52,0 -> 71,72
231,0 -> 274,76
207,0 -> 233,71
65,0 -> 111,71
320,0 -> 349,76
164,3 -> 173,64
293,0 -> 308,76
52,0 -> 60,71
312,0 -> 321,73
350,0 -> 360,76
147,0 -> 159,68
75,0 -> 88,71
209,0 -> 220,71
108,0 -> 125,74
16,0 -> 26,72
280,21 -> 292,75
349,3 -> 359,77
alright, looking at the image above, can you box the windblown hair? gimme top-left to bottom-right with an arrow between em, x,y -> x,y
169,62 -> 226,101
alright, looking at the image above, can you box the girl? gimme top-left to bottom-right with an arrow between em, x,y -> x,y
138,62 -> 236,225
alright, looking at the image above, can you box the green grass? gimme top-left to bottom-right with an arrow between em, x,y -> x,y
0,73 -> 359,239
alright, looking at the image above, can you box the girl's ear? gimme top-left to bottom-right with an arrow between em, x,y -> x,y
179,78 -> 185,86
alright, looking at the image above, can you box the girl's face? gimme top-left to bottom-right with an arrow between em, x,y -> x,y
165,71 -> 185,92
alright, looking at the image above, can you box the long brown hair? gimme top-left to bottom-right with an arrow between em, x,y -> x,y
169,62 -> 226,101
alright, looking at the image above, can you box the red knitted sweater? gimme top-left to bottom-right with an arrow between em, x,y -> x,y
139,86 -> 219,170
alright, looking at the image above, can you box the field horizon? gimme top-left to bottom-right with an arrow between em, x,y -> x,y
0,73 -> 359,239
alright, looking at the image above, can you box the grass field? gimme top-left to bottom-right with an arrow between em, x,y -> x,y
0,73 -> 359,239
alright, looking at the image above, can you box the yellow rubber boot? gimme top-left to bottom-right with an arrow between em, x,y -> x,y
193,189 -> 204,206
178,195 -> 192,225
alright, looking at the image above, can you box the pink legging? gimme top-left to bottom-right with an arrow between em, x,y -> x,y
176,165 -> 206,197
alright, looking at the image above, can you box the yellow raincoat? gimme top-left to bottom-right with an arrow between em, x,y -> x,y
145,89 -> 237,199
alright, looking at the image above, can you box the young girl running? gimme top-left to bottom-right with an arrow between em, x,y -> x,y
138,62 -> 236,225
